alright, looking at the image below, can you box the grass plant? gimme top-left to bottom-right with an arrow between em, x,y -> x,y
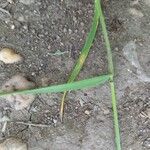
0,0 -> 121,149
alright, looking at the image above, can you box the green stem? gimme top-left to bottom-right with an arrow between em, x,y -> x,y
110,81 -> 121,150
97,0 -> 114,76
98,0 -> 121,149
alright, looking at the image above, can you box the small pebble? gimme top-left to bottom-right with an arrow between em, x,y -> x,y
128,8 -> 144,18
0,48 -> 23,64
84,110 -> 91,115
7,0 -> 14,3
82,30 -> 85,34
10,24 -> 15,29
17,15 -> 25,22
68,29 -> 72,34
23,25 -> 28,30
53,119 -> 57,124
31,72 -> 36,76
103,108 -> 110,115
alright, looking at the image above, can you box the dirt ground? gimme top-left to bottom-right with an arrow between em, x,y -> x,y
0,0 -> 150,149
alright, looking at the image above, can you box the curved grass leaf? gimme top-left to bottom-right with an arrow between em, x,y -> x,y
60,0 -> 100,121
0,75 -> 110,97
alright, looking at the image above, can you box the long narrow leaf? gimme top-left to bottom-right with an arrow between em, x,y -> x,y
97,0 -> 114,76
60,0 -> 100,120
98,1 -> 121,149
110,81 -> 121,150
0,75 -> 110,97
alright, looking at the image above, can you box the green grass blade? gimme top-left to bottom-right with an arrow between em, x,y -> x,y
97,0 -> 114,76
0,75 -> 110,97
110,82 -> 121,150
60,0 -> 100,120
98,1 -> 121,149
68,1 -> 100,83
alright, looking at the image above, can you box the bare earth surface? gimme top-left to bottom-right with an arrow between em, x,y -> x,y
0,0 -> 150,149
